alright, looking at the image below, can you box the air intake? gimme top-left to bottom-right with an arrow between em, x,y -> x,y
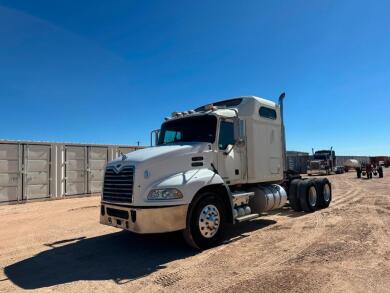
103,165 -> 134,203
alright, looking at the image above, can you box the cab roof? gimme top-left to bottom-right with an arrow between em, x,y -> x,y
195,96 -> 277,113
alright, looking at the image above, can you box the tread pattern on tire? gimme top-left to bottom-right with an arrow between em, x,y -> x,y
298,179 -> 317,212
182,192 -> 225,250
288,179 -> 301,212
316,178 -> 332,209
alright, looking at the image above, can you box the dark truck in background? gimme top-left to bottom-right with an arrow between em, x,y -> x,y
307,148 -> 336,176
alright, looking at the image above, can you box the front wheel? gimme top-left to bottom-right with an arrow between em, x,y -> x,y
182,192 -> 225,249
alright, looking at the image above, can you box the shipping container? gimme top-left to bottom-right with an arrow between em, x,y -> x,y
0,140 -> 142,204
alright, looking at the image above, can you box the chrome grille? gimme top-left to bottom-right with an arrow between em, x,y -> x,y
103,165 -> 134,203
310,162 -> 320,170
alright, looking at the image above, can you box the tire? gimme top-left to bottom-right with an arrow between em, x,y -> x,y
315,178 -> 332,209
182,192 -> 225,250
288,179 -> 301,211
298,179 -> 318,212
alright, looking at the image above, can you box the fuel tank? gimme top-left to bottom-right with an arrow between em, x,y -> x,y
248,184 -> 288,213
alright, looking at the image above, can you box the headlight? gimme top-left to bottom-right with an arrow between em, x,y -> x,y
147,188 -> 183,200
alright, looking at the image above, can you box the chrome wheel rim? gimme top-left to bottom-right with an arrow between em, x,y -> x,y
323,184 -> 331,202
199,204 -> 220,238
308,186 -> 317,207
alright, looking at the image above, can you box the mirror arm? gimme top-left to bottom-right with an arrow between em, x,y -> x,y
223,138 -> 245,155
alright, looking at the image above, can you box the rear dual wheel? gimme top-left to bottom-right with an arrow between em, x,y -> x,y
289,178 -> 332,212
298,180 -> 318,212
288,179 -> 302,211
379,167 -> 384,178
315,178 -> 332,208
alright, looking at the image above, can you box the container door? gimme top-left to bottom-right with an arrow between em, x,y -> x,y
88,147 -> 107,194
65,146 -> 87,196
0,144 -> 21,203
24,144 -> 51,200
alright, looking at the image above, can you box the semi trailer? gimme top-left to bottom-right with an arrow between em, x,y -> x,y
100,94 -> 332,249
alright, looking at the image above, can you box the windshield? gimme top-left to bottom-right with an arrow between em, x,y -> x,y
314,153 -> 329,160
157,115 -> 217,145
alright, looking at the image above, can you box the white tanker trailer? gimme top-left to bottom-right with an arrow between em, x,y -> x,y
344,159 -> 360,171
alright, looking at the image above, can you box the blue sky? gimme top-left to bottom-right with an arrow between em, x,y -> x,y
0,0 -> 389,155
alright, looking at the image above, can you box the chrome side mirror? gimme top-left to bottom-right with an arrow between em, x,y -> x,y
224,139 -> 245,155
224,144 -> 234,155
234,118 -> 246,141
150,129 -> 160,146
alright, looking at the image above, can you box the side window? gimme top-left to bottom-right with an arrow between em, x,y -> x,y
259,107 -> 277,120
163,130 -> 182,144
218,121 -> 235,150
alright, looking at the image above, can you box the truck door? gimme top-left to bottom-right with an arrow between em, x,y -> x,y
217,119 -> 244,184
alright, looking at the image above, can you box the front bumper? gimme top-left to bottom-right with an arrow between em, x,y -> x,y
100,202 -> 188,234
307,169 -> 327,175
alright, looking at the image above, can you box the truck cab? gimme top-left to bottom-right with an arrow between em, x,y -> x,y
100,95 -> 332,249
307,149 -> 336,176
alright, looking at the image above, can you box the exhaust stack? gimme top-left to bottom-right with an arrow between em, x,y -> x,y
278,92 -> 287,172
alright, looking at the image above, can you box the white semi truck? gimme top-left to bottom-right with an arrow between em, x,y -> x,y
100,94 -> 332,249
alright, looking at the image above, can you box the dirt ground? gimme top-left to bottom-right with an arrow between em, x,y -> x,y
0,170 -> 389,293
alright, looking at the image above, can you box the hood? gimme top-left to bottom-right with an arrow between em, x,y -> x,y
109,143 -> 211,166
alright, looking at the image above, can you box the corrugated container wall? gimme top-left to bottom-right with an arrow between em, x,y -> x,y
0,140 -> 142,204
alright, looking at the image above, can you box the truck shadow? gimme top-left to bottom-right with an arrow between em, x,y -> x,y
265,206 -> 307,218
4,219 -> 275,289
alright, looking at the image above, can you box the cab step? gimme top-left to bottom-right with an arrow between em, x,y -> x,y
231,191 -> 254,206
235,213 -> 259,223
